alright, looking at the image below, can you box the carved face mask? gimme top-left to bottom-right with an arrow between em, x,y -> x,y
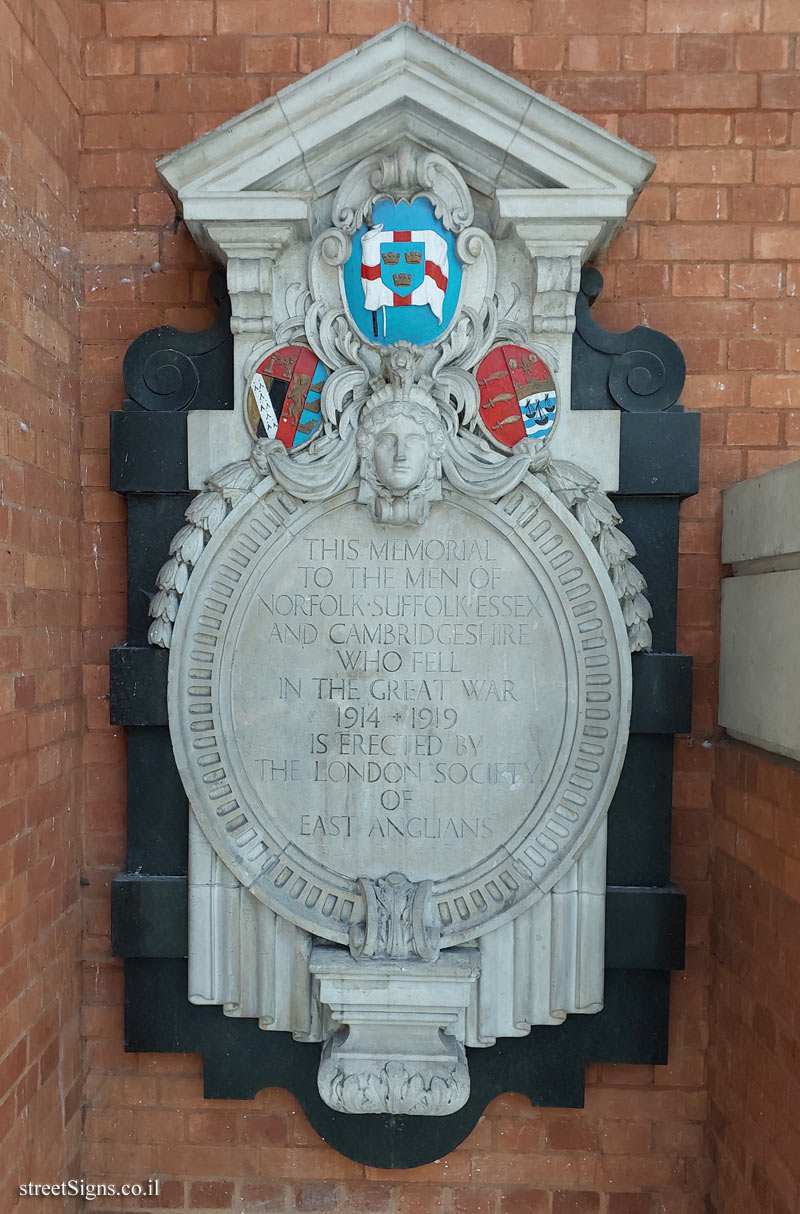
371,415 -> 431,493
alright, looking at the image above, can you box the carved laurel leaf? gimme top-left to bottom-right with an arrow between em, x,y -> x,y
542,458 -> 652,654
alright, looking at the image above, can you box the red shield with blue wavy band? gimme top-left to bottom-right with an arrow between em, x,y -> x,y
246,346 -> 329,449
475,345 -> 558,448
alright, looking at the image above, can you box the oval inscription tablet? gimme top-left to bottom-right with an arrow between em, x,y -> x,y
169,481 -> 631,945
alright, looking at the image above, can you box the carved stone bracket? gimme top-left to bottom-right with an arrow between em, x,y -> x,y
204,215 -> 310,337
349,873 -> 441,962
311,946 -> 479,1115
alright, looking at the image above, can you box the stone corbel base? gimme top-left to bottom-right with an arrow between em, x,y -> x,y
310,946 -> 481,1116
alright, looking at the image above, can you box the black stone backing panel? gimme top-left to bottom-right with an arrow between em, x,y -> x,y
630,653 -> 693,735
110,646 -> 168,727
122,275 -> 233,414
605,886 -> 685,971
126,494 -> 194,645
572,267 -> 686,414
126,728 -> 187,874
618,412 -> 700,497
112,875 -> 187,958
111,411 -> 190,493
124,958 -> 670,1169
614,497 -> 681,652
607,734 -> 675,887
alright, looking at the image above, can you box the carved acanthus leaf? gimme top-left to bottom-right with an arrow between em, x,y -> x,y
319,1055 -> 467,1116
349,872 -> 440,962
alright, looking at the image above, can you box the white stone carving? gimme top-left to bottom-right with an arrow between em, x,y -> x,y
312,948 -> 479,1115
151,24 -> 658,1115
332,139 -> 474,237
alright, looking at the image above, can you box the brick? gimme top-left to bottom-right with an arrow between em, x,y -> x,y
755,300 -> 800,334
736,35 -> 790,71
728,338 -> 782,370
544,75 -> 641,112
568,35 -> 620,71
296,1181 -> 339,1210
552,1193 -> 602,1212
640,224 -> 749,261
674,188 -> 729,222
239,1182 -> 292,1210
647,0 -> 760,32
500,1192 -> 550,1214
84,39 -> 135,76
621,34 -> 676,71
536,0 -> 646,33
678,36 -> 732,72
755,150 -> 800,186
763,0 -> 798,29
646,73 -> 757,111
620,113 -> 674,148
754,227 -> 800,260
191,38 -> 244,74
729,263 -> 784,299
726,412 -> 781,446
512,35 -> 564,70
297,36 -> 350,75
458,34 -> 515,71
615,263 -> 669,298
83,190 -> 136,229
425,0 -> 531,35
762,75 -> 800,110
750,375 -> 800,409
138,40 -> 190,74
337,1183 -> 393,1212
189,1180 -> 235,1208
630,187 -> 671,223
677,114 -> 731,147
218,0 -> 325,34
106,1 -> 214,36
607,1197 -> 652,1214
673,264 -> 727,297
654,149 -> 753,185
735,113 -> 789,147
732,187 -> 786,223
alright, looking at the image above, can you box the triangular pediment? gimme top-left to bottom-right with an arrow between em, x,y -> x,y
157,22 -> 653,218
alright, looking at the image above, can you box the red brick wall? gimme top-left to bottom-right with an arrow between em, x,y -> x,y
2,0 -> 798,1210
0,0 -> 84,1205
709,744 -> 800,1214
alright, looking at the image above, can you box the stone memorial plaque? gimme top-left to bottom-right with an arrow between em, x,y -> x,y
146,77 -> 656,1117
170,480 -> 629,947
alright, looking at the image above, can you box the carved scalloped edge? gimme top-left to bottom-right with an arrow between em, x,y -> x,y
147,441 -> 651,654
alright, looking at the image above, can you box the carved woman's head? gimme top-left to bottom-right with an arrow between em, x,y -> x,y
357,399 -> 445,525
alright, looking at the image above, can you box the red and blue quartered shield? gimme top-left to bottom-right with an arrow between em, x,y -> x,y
475,344 -> 559,448
246,345 -> 329,449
